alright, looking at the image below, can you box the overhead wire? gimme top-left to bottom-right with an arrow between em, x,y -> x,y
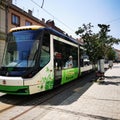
106,17 -> 120,24
41,0 -> 44,8
30,0 -> 75,33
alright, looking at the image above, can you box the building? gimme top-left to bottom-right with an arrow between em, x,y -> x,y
0,0 -> 6,66
7,1 -> 46,31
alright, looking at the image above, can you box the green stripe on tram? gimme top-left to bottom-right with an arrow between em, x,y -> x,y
0,85 -> 29,95
61,68 -> 79,84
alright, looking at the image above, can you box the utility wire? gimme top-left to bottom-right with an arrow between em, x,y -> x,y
106,17 -> 120,24
41,0 -> 44,8
31,0 -> 54,18
30,0 -> 75,33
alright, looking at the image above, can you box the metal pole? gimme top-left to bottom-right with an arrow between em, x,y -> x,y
41,0 -> 44,8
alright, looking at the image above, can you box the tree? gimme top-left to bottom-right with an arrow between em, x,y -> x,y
75,23 -> 120,64
107,47 -> 116,60
75,23 -> 100,64
97,24 -> 110,58
98,24 -> 120,60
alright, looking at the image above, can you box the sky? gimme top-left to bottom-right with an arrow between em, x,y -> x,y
12,0 -> 120,49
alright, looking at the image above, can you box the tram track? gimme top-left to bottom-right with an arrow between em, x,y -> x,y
0,94 -> 37,113
0,72 -> 96,120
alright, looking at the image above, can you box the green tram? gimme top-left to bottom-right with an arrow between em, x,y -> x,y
0,25 -> 92,95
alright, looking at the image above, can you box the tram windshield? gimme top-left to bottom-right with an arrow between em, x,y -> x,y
2,30 -> 40,68
0,29 -> 43,76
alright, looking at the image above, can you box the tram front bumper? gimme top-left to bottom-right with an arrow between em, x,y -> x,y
0,76 -> 29,95
0,85 -> 29,95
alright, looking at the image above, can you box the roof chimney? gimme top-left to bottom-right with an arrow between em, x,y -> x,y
42,18 -> 45,23
28,9 -> 32,15
46,20 -> 55,27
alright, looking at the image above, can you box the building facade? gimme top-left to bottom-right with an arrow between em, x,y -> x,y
0,0 -> 6,66
8,3 -> 46,31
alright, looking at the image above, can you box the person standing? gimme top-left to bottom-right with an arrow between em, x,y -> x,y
65,56 -> 73,68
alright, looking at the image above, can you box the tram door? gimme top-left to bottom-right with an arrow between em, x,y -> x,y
53,38 -> 63,88
54,52 -> 62,87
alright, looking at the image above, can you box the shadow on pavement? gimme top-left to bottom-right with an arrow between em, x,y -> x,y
105,76 -> 120,79
97,75 -> 120,86
98,80 -> 120,86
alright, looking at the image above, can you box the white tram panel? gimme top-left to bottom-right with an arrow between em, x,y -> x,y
0,76 -> 23,86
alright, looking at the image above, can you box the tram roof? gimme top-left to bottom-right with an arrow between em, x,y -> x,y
10,25 -> 44,32
10,25 -> 82,46
43,27 -> 82,46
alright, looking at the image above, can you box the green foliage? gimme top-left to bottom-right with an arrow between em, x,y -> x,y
107,47 -> 116,60
75,23 -> 120,64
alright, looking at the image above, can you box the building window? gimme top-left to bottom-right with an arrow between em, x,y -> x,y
11,14 -> 20,26
25,20 -> 32,26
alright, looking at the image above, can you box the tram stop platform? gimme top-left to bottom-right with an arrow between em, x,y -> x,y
42,64 -> 120,120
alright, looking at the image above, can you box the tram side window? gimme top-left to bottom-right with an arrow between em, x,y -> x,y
54,40 -> 78,69
40,33 -> 50,67
64,44 -> 78,68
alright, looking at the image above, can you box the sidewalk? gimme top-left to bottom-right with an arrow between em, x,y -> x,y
40,63 -> 120,120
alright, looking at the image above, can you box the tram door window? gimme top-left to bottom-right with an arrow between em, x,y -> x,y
40,33 -> 50,68
54,40 -> 78,69
54,40 -> 62,83
66,46 -> 78,68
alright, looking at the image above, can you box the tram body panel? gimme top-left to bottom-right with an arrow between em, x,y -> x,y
24,62 -> 54,94
0,76 -> 23,86
81,65 -> 92,73
61,68 -> 79,84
